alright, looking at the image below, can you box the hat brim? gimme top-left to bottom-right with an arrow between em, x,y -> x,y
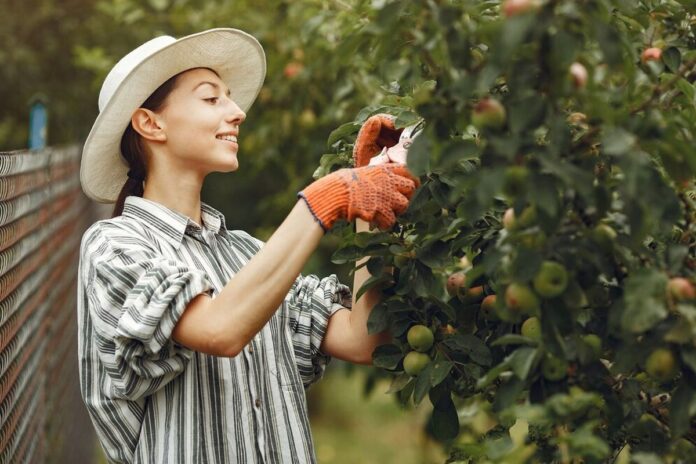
80,28 -> 266,204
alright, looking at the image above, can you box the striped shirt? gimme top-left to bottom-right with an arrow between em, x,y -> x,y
76,195 -> 352,463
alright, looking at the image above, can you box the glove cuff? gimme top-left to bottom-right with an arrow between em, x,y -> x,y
298,173 -> 350,232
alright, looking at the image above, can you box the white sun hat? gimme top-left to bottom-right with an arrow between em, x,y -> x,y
80,28 -> 266,203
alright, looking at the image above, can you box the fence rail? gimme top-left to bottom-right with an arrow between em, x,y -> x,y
0,145 -> 110,463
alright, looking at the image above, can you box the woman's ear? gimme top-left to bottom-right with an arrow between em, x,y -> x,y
131,108 -> 167,142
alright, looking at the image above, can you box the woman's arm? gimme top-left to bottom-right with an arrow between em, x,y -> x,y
319,218 -> 393,365
172,200 -> 324,357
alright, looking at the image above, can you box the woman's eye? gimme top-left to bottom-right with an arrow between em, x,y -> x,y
204,97 -> 219,104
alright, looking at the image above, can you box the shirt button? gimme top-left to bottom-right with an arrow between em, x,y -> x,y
255,398 -> 261,408
248,345 -> 254,354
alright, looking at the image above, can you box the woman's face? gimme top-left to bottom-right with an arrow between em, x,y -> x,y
155,67 -> 246,174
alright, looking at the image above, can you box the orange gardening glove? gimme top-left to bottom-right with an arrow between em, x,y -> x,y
353,114 -> 404,168
298,164 -> 420,232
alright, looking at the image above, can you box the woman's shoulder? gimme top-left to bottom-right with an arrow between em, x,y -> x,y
224,229 -> 266,253
80,216 -> 154,258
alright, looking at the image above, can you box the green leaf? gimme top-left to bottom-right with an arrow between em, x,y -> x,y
601,127 -> 637,156
508,347 -> 538,380
566,425 -> 611,461
372,344 -> 403,370
356,273 -> 392,301
354,231 -> 395,247
385,372 -> 411,394
312,153 -> 346,179
493,377 -> 525,412
681,347 -> 696,374
632,452 -> 664,464
663,46 -> 682,73
394,111 -> 422,129
669,381 -> 696,438
497,14 -> 535,61
476,359 -> 511,389
620,269 -> 669,333
327,121 -> 361,147
676,78 -> 695,103
331,246 -> 365,264
417,240 -> 451,268
412,263 -> 441,299
429,394 -> 459,441
413,362 -> 434,405
509,248 -> 543,281
406,132 -> 431,176
508,95 -> 546,134
430,360 -> 454,387
443,334 -> 492,366
491,334 -> 539,347
367,300 -> 390,334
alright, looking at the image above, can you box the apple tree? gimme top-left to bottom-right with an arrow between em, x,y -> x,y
315,1 -> 696,462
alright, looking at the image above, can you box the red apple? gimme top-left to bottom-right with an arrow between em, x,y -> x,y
283,61 -> 304,79
505,283 -> 540,314
472,98 -> 506,130
641,47 -> 662,64
446,272 -> 466,297
569,62 -> 588,88
668,277 -> 696,301
480,294 -> 499,320
502,0 -> 540,17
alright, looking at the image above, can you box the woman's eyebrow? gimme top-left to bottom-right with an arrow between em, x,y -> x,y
193,81 -> 231,96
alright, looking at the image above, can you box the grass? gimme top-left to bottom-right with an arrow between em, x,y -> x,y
308,362 -> 448,464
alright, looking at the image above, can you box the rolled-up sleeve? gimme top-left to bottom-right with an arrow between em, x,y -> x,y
285,274 -> 352,388
85,228 -> 214,401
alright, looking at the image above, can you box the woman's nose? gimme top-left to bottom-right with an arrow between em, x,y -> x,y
224,98 -> 246,125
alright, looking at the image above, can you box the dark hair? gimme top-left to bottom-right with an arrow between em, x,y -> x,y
111,71 -> 183,217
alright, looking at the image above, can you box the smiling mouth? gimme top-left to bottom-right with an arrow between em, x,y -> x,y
216,134 -> 238,144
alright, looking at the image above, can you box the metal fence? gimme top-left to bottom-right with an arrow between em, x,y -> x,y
0,145 -> 110,463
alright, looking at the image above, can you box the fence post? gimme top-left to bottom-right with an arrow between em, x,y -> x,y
28,95 -> 48,150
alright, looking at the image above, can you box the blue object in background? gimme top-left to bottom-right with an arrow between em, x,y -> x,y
29,96 -> 48,150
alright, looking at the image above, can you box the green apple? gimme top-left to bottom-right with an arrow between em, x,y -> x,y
518,230 -> 547,249
458,255 -> 471,269
521,317 -> 542,341
517,206 -> 537,228
591,224 -> 617,251
407,325 -> 434,353
503,208 -> 516,230
299,108 -> 317,128
502,166 -> 529,199
533,261 -> 569,298
502,206 -> 536,231
542,354 -> 568,381
582,334 -> 602,360
403,351 -> 431,376
472,98 -> 506,130
646,348 -> 678,382
505,283 -> 540,314
668,277 -> 695,301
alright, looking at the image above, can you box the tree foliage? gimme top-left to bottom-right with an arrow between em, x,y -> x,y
316,1 -> 696,462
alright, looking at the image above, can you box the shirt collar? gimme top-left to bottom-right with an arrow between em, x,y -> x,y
122,195 -> 228,249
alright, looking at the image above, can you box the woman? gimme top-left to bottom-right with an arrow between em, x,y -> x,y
77,28 -> 418,463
